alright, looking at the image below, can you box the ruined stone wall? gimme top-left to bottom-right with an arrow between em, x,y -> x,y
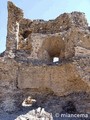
6,2 -> 90,62
0,1 -> 90,112
0,56 -> 90,112
6,1 -> 23,58
18,11 -> 90,61
17,61 -> 90,96
4,0 -> 90,97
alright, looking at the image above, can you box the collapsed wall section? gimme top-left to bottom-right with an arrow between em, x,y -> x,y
5,2 -> 90,62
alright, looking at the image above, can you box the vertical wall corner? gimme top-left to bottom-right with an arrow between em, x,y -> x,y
6,1 -> 24,58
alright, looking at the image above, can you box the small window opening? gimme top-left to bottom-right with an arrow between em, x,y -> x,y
22,30 -> 32,39
53,57 -> 59,63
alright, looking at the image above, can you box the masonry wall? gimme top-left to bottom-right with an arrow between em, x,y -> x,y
0,58 -> 89,97
0,1 -> 90,112
6,2 -> 90,61
18,62 -> 90,96
6,1 -> 23,58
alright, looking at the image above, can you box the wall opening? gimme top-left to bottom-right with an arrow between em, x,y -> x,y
53,57 -> 59,63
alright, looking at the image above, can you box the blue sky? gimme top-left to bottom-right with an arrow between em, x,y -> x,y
0,0 -> 90,53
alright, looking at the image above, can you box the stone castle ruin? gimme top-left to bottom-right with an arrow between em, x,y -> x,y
0,1 -> 90,114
